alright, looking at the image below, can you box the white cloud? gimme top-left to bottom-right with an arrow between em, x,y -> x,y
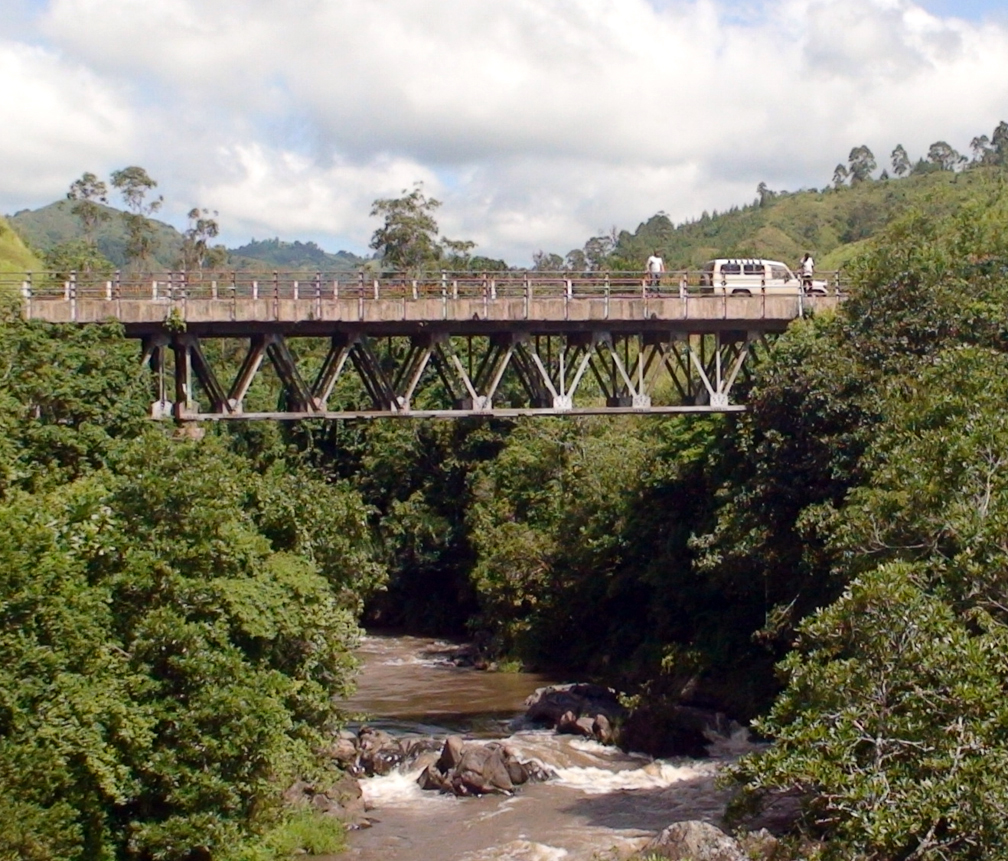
0,39 -> 134,204
1,0 -> 1006,262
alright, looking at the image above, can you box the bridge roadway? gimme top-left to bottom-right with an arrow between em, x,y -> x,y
17,270 -> 843,420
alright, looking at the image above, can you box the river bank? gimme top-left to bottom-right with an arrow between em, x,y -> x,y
319,634 -> 754,861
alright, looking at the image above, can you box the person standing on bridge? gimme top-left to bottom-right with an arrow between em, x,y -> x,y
646,250 -> 665,292
800,252 -> 815,293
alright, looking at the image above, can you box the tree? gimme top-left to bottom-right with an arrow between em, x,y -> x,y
847,145 -> 876,184
110,166 -> 163,272
992,120 -> 1008,166
926,140 -> 964,171
583,232 -> 616,271
179,207 -> 226,271
756,181 -> 776,206
532,251 -> 564,271
730,563 -> 1008,861
440,237 -> 476,270
564,249 -> 587,272
890,144 -> 911,177
369,183 -> 443,271
66,172 -> 110,253
970,134 -> 992,164
0,431 -> 374,860
831,163 -> 849,189
43,240 -> 115,281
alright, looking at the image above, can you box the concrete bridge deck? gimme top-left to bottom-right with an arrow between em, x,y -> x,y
13,270 -> 845,420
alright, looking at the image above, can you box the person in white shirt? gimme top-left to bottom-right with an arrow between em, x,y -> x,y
800,253 -> 815,292
646,250 -> 665,291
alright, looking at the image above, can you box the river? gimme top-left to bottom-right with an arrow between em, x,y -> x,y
327,634 -> 748,861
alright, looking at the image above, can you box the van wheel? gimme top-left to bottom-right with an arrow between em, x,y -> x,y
732,289 -> 751,296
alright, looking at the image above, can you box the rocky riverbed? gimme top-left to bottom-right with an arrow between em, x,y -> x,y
311,634 -> 774,861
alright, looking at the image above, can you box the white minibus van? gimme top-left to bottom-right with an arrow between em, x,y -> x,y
699,259 -> 827,295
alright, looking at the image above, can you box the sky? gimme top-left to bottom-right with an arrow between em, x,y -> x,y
2,0 -> 1008,265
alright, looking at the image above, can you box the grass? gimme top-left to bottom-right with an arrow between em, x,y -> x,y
0,217 -> 43,274
222,810 -> 347,861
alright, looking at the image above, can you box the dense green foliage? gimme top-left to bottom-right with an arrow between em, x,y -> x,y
0,306 -> 383,859
9,142 -> 1008,860
718,188 -> 1008,856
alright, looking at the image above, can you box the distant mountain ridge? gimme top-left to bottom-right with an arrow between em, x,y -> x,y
6,201 -> 368,272
7,160 -> 1008,276
231,238 -> 368,271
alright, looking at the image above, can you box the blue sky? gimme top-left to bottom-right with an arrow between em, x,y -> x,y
918,0 -> 1008,18
4,0 -> 1008,262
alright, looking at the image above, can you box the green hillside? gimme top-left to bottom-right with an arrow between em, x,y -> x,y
0,216 -> 43,274
231,238 -> 367,271
8,202 -> 369,273
10,200 -> 183,269
608,165 -> 1006,272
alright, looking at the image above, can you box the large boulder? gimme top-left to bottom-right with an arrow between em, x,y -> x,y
357,726 -> 406,776
454,745 -> 515,795
330,726 -> 443,777
418,738 -> 554,797
638,821 -> 748,861
524,683 -> 625,727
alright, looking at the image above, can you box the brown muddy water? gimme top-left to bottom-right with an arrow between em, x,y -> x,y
325,634 -> 750,861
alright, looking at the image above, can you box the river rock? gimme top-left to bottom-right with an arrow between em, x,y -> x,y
357,726 -> 407,776
525,684 -> 625,745
437,734 -> 465,771
638,821 -> 748,861
557,710 -> 596,738
592,714 -> 614,744
418,737 -> 554,797
736,828 -> 780,861
525,683 -> 625,725
284,773 -> 372,829
455,745 -> 515,795
329,734 -> 359,771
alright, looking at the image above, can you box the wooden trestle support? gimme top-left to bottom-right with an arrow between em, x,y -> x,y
140,330 -> 767,420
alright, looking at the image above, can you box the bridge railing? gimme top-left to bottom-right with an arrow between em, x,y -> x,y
7,269 -> 849,302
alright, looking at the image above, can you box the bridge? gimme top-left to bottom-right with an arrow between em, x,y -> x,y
15,270 -> 844,421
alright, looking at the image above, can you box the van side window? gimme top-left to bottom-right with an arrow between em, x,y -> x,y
771,266 -> 790,281
721,263 -> 741,275
742,263 -> 764,276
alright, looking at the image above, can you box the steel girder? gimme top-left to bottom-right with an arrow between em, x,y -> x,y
141,329 -> 766,420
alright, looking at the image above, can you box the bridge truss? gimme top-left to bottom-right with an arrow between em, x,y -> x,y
15,269 -> 841,420
142,328 -> 764,420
